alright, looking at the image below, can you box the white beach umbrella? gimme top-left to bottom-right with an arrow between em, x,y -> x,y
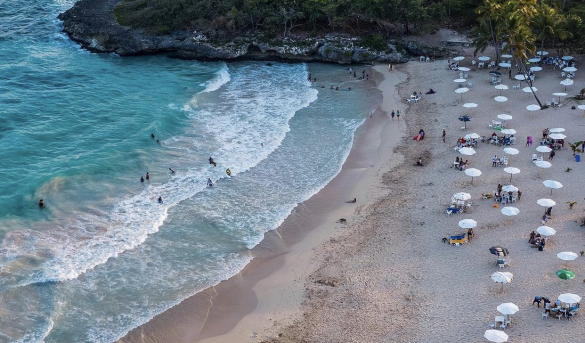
497,114 -> 513,121
515,74 -> 527,81
526,104 -> 540,111
455,87 -> 469,100
530,66 -> 543,72
535,160 -> 552,169
459,147 -> 476,156
453,56 -> 465,61
537,225 -> 556,236
494,96 -> 508,103
454,78 -> 467,83
491,272 -> 514,292
549,133 -> 566,140
578,105 -> 585,110
537,198 -> 556,207
501,207 -> 519,216
528,57 -> 540,63
457,66 -> 470,72
500,129 -> 516,135
504,167 -> 520,181
558,293 -> 581,304
497,303 -> 519,315
503,148 -> 519,155
465,133 -> 481,139
502,54 -> 513,58
563,67 -> 577,72
557,252 -> 578,268
502,185 -> 518,192
499,62 -> 511,68
543,180 -> 563,195
484,330 -> 508,343
478,56 -> 490,61
523,86 -> 537,93
536,51 -> 548,56
459,219 -> 477,229
463,102 -> 478,109
549,127 -> 565,133
453,192 -> 471,201
562,55 -> 574,61
553,92 -> 567,103
495,84 -> 508,95
560,78 -> 573,90
465,168 -> 482,184
536,146 -> 552,153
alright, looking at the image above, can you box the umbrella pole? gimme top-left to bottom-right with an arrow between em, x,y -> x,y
551,188 -> 553,195
510,174 -> 512,182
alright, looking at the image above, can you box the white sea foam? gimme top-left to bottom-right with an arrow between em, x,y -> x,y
10,62 -> 318,285
202,62 -> 230,93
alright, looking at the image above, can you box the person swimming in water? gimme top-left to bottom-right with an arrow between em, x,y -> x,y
39,199 -> 45,208
209,157 -> 217,167
226,168 -> 231,176
140,176 -> 144,182
151,133 -> 155,139
169,168 -> 176,174
207,178 -> 213,187
158,196 -> 163,204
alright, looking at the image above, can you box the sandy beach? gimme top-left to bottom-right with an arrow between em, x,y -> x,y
120,34 -> 585,343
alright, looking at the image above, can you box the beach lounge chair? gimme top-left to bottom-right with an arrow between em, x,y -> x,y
449,233 -> 467,245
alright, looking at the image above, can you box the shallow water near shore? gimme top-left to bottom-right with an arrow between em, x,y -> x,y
0,1 -> 377,341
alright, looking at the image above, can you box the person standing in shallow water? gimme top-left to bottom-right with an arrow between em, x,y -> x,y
146,172 -> 150,180
38,199 -> 45,208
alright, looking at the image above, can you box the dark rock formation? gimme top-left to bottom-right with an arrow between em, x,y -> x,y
58,0 -> 448,63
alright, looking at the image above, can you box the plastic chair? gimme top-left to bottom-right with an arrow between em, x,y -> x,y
542,312 -> 548,319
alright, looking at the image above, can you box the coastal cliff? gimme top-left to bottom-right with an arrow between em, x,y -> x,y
58,0 -> 449,63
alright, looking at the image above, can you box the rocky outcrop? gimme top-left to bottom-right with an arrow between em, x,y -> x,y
58,0 -> 448,63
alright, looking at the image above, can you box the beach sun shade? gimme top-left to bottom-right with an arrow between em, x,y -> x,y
458,147 -> 476,156
503,147 -> 519,155
548,133 -> 566,140
455,87 -> 469,100
495,84 -> 508,90
497,114 -> 513,120
457,67 -> 470,72
526,104 -> 540,111
454,78 -> 467,83
558,293 -> 582,304
530,66 -> 543,72
494,96 -> 508,102
491,272 -> 514,287
465,168 -> 481,184
500,129 -> 516,135
502,185 -> 518,192
499,62 -> 511,68
556,269 -> 575,280
503,167 -> 520,181
459,218 -> 477,229
478,56 -> 490,61
453,192 -> 471,201
536,51 -> 548,56
549,127 -> 565,133
562,55 -> 574,61
497,303 -> 519,315
464,133 -> 481,140
537,225 -> 556,236
501,207 -> 519,216
528,57 -> 541,63
557,251 -> 578,261
453,56 -> 465,61
536,146 -> 552,153
562,67 -> 577,72
537,198 -> 556,207
484,329 -> 508,343
579,105 -> 585,110
502,54 -> 513,58
458,115 -> 472,129
523,86 -> 537,93
561,79 -> 573,90
489,71 -> 502,77
489,246 -> 509,257
514,74 -> 527,81
463,103 -> 477,108
542,180 -> 563,195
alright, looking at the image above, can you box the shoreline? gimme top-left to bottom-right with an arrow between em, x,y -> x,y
117,65 -> 408,343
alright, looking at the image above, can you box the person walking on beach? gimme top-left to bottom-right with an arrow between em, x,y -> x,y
442,128 -> 446,143
492,155 -> 498,167
508,69 -> 512,79
549,150 -> 555,160
388,63 -> 392,71
396,110 -> 400,120
391,110 -> 395,120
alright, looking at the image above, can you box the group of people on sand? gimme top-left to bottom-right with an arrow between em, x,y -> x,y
529,231 -> 546,251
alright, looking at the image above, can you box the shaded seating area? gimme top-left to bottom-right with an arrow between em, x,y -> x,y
449,232 -> 468,245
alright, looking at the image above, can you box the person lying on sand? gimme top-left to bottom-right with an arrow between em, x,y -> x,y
346,198 -> 357,203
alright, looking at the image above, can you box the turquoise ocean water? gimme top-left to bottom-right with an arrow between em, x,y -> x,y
0,1 -> 377,341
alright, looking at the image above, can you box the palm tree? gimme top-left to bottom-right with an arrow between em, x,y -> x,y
475,0 -> 504,63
